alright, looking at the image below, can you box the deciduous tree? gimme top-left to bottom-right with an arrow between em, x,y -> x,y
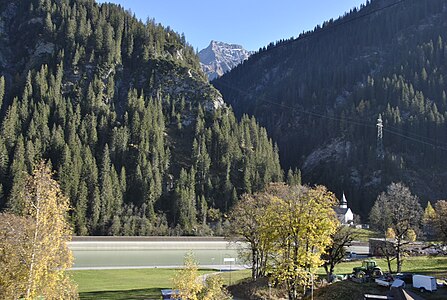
0,161 -> 77,299
369,182 -> 422,273
201,276 -> 232,300
227,191 -> 274,280
0,213 -> 35,299
266,184 -> 337,300
434,200 -> 447,243
172,253 -> 203,300
172,253 -> 232,300
322,225 -> 355,282
422,202 -> 437,239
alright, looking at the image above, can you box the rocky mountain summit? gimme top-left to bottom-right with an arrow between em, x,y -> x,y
199,40 -> 252,80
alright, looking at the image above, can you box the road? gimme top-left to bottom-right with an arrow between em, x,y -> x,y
347,242 -> 370,255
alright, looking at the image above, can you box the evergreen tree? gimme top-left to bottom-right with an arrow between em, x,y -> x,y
0,0 -> 284,236
76,181 -> 88,235
8,137 -> 27,213
0,76 -> 5,111
99,144 -> 113,234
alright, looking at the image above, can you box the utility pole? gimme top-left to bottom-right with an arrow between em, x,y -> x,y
377,114 -> 384,160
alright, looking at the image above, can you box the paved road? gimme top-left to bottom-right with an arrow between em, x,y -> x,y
347,242 -> 370,255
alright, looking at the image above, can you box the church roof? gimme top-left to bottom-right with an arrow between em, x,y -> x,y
334,207 -> 349,216
341,192 -> 347,205
334,207 -> 351,223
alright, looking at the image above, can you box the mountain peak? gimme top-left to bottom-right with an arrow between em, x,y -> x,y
199,40 -> 252,81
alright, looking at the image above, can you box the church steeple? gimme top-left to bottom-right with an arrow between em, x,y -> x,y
340,192 -> 348,209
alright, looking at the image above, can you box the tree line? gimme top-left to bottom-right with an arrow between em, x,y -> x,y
0,0 -> 282,235
214,0 -> 447,218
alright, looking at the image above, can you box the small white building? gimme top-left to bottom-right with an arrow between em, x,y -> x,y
334,193 -> 354,225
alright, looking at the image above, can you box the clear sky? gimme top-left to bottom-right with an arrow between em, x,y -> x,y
96,0 -> 367,51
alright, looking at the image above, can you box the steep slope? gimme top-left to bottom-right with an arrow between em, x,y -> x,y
0,0 -> 282,235
199,40 -> 252,80
214,0 -> 447,218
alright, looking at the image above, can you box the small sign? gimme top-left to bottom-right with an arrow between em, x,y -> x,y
223,258 -> 235,262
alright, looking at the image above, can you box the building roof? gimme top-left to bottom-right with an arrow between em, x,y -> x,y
341,192 -> 347,205
334,207 -> 349,216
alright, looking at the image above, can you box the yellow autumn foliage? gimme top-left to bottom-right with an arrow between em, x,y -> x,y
0,161 -> 78,299
172,253 -> 232,300
263,184 -> 338,300
172,253 -> 204,300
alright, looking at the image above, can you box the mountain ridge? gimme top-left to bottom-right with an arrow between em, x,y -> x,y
199,40 -> 252,80
213,0 -> 447,218
0,0 -> 282,235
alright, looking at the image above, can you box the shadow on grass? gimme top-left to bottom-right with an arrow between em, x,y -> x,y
79,288 -> 163,300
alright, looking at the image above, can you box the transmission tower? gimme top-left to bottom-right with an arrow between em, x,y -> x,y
377,114 -> 384,159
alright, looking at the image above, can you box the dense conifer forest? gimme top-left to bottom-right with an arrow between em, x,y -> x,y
214,0 -> 447,218
0,0 -> 282,235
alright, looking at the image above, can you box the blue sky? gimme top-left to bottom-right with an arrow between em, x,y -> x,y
97,0 -> 367,51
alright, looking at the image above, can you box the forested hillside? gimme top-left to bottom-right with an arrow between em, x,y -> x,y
0,0 -> 282,235
214,0 -> 447,218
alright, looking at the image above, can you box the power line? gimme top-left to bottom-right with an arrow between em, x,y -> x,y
214,0 -> 447,152
383,128 -> 447,151
384,122 -> 447,147
216,78 -> 375,128
218,76 -> 447,151
214,0 -> 410,130
251,0 -> 406,52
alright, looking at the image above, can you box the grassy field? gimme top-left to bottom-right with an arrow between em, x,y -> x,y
70,268 -> 211,300
71,256 -> 447,299
316,256 -> 447,278
216,269 -> 251,285
351,228 -> 381,242
71,268 -> 251,300
311,256 -> 447,300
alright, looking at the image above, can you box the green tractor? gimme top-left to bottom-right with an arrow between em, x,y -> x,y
352,260 -> 383,279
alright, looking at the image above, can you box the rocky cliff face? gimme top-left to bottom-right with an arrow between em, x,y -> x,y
213,0 -> 447,218
199,40 -> 252,80
0,0 -> 283,235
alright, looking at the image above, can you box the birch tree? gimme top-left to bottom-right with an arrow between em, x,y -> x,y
0,213 -> 34,299
0,161 -> 78,299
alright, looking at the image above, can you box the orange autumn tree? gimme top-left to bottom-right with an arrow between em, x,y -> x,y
0,161 -> 78,299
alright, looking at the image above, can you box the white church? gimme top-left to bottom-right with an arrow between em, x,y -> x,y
334,193 -> 354,225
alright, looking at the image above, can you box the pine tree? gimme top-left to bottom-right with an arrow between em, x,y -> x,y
99,144 -> 113,233
8,137 -> 27,213
74,180 -> 88,236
